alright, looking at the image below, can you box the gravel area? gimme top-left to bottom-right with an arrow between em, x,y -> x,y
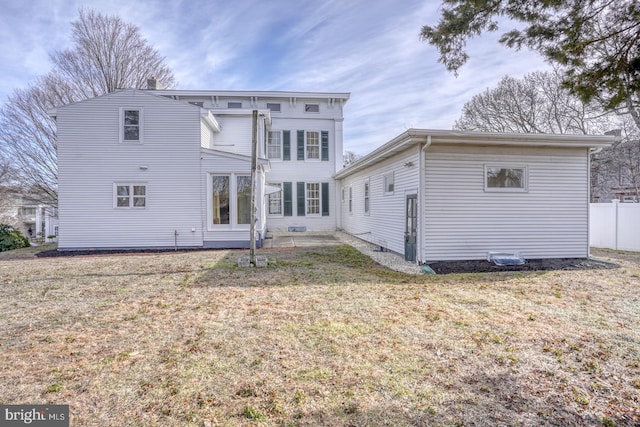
334,231 -> 423,274
335,231 -> 618,275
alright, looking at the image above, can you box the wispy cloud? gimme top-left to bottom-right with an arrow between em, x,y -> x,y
0,0 -> 550,154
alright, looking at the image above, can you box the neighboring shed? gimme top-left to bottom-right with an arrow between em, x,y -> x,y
335,129 -> 614,262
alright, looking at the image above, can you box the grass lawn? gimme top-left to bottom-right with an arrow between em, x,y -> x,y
0,245 -> 639,426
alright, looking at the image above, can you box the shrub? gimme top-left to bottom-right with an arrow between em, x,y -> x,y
0,224 -> 30,252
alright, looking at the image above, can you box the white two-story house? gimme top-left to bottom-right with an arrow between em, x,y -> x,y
51,88 -> 349,250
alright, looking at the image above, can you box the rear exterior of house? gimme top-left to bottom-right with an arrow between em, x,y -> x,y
152,90 -> 347,233
335,129 -> 614,262
52,88 -> 348,250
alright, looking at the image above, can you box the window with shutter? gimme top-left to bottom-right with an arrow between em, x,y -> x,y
283,182 -> 292,216
321,131 -> 329,161
322,182 -> 329,216
297,131 -> 305,160
283,131 -> 291,161
296,182 -> 305,216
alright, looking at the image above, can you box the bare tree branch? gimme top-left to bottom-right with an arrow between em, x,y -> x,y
0,9 -> 176,203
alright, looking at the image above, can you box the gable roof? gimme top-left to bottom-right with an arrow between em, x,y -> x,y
48,88 -> 201,118
334,129 -> 616,179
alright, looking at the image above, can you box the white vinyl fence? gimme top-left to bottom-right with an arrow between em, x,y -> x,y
590,202 -> 640,251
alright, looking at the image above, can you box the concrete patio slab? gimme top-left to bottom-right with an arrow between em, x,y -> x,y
262,232 -> 340,248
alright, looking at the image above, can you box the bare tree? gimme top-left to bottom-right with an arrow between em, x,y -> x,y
594,117 -> 640,201
0,9 -> 175,203
454,70 -> 613,135
343,150 -> 361,167
52,8 -> 175,98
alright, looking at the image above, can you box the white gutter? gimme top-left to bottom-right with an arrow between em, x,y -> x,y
335,129 -> 615,180
418,135 -> 431,264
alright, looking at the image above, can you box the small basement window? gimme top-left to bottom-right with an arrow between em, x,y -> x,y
485,165 -> 527,192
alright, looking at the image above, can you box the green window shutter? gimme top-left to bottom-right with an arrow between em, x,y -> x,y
283,131 -> 291,161
321,182 -> 329,216
297,182 -> 305,216
297,130 -> 305,160
283,182 -> 292,216
321,131 -> 329,161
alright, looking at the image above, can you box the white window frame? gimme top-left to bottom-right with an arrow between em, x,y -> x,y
383,171 -> 395,194
306,182 -> 320,215
227,102 -> 242,109
114,183 -> 146,208
305,131 -> 320,160
266,103 -> 281,112
267,130 -> 282,160
208,173 -> 251,230
364,178 -> 370,214
348,186 -> 353,214
304,103 -> 319,113
120,108 -> 143,143
484,164 -> 528,192
267,182 -> 283,216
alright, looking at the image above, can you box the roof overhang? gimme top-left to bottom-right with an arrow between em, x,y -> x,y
200,109 -> 220,132
200,148 -> 270,171
150,89 -> 350,103
334,129 -> 616,179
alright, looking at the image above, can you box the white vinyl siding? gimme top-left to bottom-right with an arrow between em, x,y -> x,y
210,115 -> 253,156
424,145 -> 589,261
57,90 -> 203,249
338,152 -> 420,254
265,123 -> 340,232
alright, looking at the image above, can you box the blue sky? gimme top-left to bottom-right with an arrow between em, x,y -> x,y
0,0 -> 549,155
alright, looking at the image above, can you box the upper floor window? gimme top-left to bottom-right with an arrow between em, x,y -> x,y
266,103 -> 281,112
115,184 -> 146,208
228,102 -> 242,109
304,103 -> 319,113
121,108 -> 142,143
485,165 -> 527,192
364,179 -> 370,214
306,131 -> 320,160
383,171 -> 394,193
267,131 -> 282,160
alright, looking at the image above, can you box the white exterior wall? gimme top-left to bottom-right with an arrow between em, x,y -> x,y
210,115 -> 253,156
266,118 -> 340,232
57,90 -> 204,249
154,92 -> 346,232
338,150 -> 420,255
423,145 -> 590,260
201,120 -> 214,149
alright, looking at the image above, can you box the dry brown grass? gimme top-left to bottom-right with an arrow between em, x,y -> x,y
0,245 -> 638,426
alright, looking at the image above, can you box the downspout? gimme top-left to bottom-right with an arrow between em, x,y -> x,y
418,135 -> 432,264
587,146 -> 604,257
